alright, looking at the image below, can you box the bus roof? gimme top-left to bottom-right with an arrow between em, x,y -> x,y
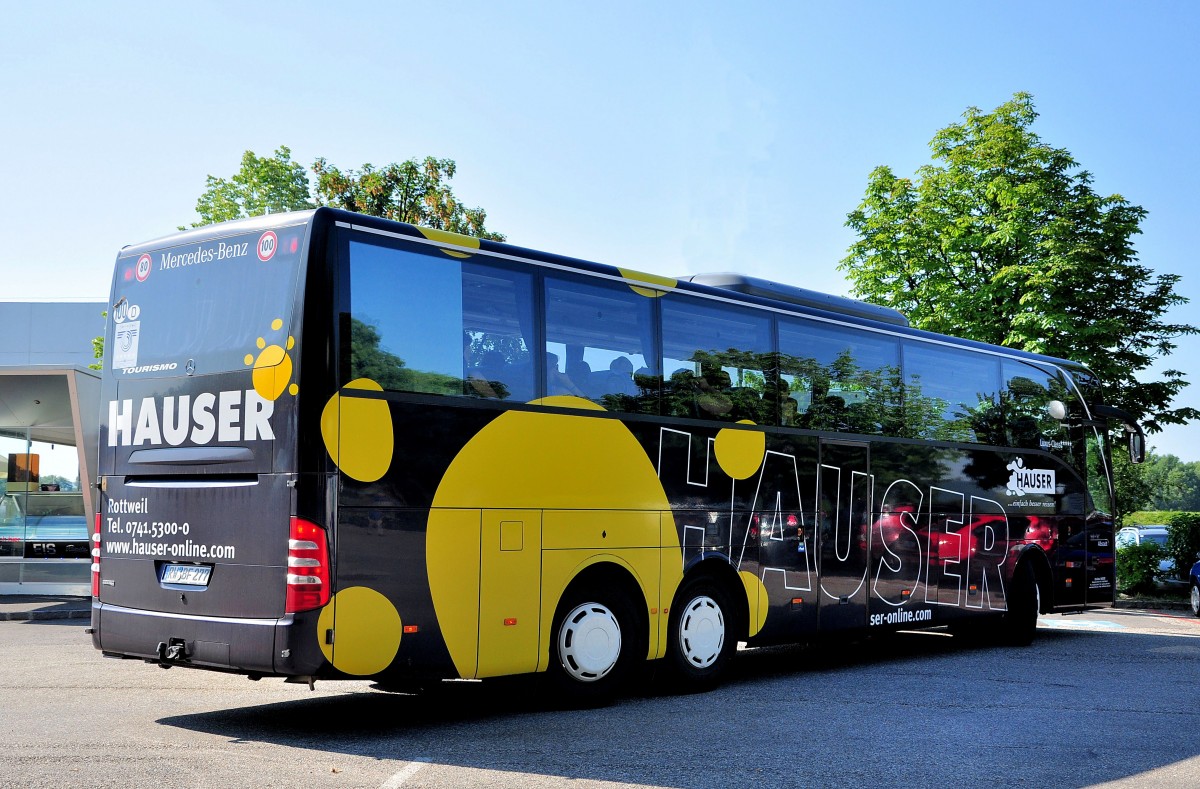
123,208 -> 1092,382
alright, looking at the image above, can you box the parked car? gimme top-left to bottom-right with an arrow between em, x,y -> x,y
1191,561 -> 1200,617
1116,525 -> 1175,580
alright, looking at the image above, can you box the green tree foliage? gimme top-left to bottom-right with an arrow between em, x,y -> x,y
1111,449 -> 1153,522
1141,452 -> 1200,511
190,146 -> 313,227
312,157 -> 505,241
88,310 -> 106,370
841,92 -> 1197,436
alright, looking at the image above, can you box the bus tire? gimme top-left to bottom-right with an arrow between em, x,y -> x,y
663,576 -> 736,692
546,584 -> 639,705
1001,561 -> 1039,646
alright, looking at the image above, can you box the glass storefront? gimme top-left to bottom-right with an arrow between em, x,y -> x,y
0,427 -> 91,587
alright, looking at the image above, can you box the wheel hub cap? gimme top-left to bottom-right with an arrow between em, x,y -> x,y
558,603 -> 621,682
679,595 -> 725,668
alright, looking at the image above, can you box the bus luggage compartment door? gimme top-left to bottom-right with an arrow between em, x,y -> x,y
477,510 -> 542,678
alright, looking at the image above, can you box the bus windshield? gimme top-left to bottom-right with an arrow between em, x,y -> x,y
108,223 -> 306,377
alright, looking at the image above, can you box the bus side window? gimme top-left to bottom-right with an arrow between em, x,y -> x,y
349,240 -> 465,395
348,238 -> 536,401
462,264 -> 536,402
544,275 -> 657,413
779,317 -> 900,435
903,342 -> 1001,443
661,296 -> 773,424
1002,361 -> 1078,463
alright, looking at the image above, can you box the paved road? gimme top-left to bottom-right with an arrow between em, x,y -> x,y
3,609 -> 1199,788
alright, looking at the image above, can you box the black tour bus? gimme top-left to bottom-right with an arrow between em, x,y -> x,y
91,207 -> 1143,700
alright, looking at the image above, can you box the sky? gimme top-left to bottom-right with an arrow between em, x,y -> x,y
2,1 -> 1197,459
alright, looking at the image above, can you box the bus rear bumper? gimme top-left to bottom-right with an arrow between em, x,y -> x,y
91,600 -> 325,677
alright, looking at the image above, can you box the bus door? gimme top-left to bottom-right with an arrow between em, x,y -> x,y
817,440 -> 871,632
477,510 -> 542,677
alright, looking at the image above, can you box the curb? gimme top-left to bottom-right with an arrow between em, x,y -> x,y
1114,599 -> 1192,613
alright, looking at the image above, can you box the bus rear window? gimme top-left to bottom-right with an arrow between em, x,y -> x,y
109,225 -> 305,377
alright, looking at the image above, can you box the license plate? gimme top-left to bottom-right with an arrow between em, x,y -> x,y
161,564 -> 212,587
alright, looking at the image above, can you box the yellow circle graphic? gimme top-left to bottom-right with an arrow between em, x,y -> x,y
316,586 -> 402,675
245,320 -> 299,400
427,396 -> 681,677
617,267 -> 676,298
417,227 -> 481,259
714,420 -> 766,480
320,378 -> 394,482
251,344 -> 293,401
739,570 -> 769,637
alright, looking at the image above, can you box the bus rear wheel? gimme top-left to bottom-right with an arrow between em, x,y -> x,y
547,585 -> 638,705
663,577 -> 736,692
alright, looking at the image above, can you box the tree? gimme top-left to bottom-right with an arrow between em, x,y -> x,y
1141,452 -> 1200,511
312,156 -> 504,241
840,93 -> 1197,436
1111,449 -> 1153,519
190,146 -> 313,227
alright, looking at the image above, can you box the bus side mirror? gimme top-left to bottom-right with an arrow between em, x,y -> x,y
1091,404 -> 1146,464
1129,431 -> 1146,464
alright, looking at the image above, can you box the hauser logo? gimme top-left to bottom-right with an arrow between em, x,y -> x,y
107,390 -> 275,447
1006,458 -> 1056,497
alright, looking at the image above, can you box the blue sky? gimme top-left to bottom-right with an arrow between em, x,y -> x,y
2,1 -> 1196,459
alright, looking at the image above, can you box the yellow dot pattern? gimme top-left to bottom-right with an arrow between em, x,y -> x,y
617,267 -> 676,298
316,586 -> 402,675
417,227 -> 481,259
739,570 -> 769,637
714,420 -> 766,480
245,319 -> 299,401
427,396 -> 681,678
320,378 -> 394,482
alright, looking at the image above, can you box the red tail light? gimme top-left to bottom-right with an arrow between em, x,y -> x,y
786,513 -> 799,527
91,513 -> 102,598
286,517 -> 330,613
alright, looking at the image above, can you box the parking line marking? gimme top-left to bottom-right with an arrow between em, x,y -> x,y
381,758 -> 431,788
1038,619 -> 1125,631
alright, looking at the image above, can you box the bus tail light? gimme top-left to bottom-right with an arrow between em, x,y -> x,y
286,517 -> 330,613
91,513 -> 102,598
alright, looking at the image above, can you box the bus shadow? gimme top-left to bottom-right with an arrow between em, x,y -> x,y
158,626 -> 1200,788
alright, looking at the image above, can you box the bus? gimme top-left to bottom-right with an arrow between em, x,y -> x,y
91,207 -> 1145,700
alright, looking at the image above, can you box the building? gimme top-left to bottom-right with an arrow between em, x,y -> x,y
1,301 -> 106,595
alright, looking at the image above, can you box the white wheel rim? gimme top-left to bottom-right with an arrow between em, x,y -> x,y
678,595 -> 725,669
1192,585 -> 1199,615
557,602 -> 622,682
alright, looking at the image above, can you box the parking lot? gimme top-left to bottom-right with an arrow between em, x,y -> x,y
3,607 -> 1199,789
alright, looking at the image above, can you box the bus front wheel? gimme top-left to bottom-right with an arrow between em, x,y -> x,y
663,577 -> 736,692
1001,562 -> 1040,646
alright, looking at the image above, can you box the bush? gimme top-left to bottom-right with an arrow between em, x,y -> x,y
1166,513 -> 1200,580
1116,541 -> 1165,596
1126,511 -> 1187,526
